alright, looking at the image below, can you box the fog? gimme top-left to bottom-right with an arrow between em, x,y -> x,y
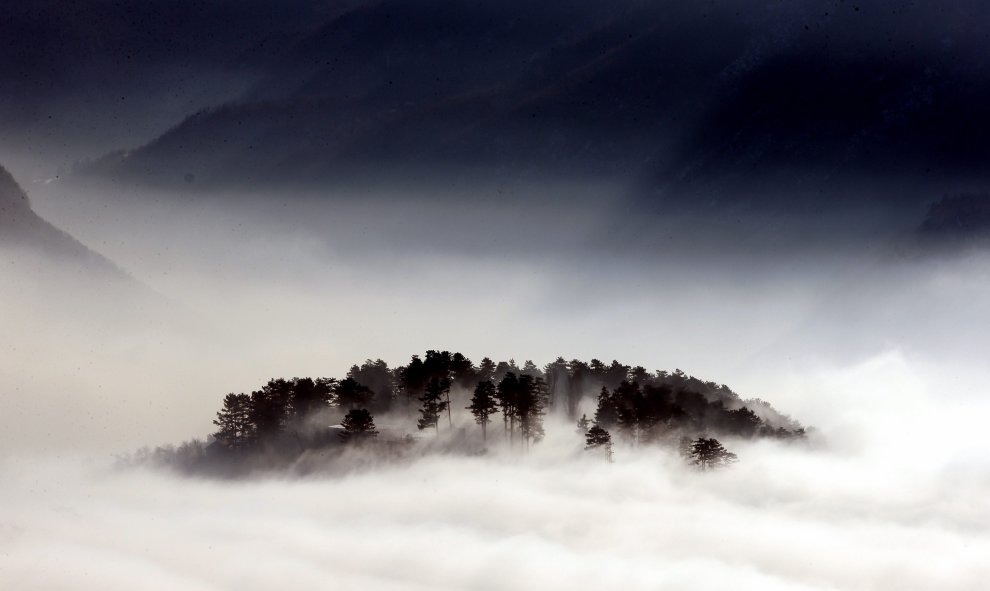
3,176 -> 990,588
3,0 -> 990,585
2,354 -> 988,589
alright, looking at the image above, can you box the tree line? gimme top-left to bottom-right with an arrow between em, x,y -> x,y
208,350 -> 804,470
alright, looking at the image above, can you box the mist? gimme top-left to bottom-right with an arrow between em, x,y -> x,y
2,352 -> 989,590
4,1 -> 990,587
3,169 -> 990,589
5,174 -> 990,452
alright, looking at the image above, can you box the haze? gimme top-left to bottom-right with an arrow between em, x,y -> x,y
2,1 -> 989,589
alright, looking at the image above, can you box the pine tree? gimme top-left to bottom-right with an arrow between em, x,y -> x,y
346,359 -> 395,414
613,381 -> 642,444
593,386 -> 618,430
576,413 -> 592,433
567,359 -> 591,419
249,379 -> 294,442
516,374 -> 546,447
340,408 -> 378,442
417,377 -> 450,435
335,377 -> 374,409
477,357 -> 496,383
399,355 -> 428,409
451,352 -> 476,389
521,360 -> 542,378
213,393 -> 254,450
543,357 -> 569,412
584,425 -> 613,462
290,377 -> 336,420
689,437 -> 738,470
467,380 -> 498,441
496,372 -> 519,443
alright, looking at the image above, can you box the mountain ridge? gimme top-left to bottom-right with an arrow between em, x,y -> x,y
0,163 -> 127,276
64,0 -> 990,215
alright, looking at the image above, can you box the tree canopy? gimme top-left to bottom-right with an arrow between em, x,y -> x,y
688,438 -> 738,471
340,409 -> 378,442
195,350 -> 805,473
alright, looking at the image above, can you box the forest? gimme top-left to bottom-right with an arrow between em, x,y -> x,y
138,351 -> 806,475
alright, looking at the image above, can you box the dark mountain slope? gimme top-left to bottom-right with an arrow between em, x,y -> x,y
82,1 -> 758,186
651,3 -> 990,212
80,0 -> 990,214
0,164 -> 125,275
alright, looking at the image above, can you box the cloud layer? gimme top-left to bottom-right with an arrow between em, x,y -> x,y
2,348 -> 989,590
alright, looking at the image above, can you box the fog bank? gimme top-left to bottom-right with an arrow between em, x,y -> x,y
4,177 -> 990,452
3,354 -> 989,591
4,180 -> 990,588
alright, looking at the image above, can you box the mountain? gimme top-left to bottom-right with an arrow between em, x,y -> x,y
0,163 -> 124,275
64,0 -> 990,213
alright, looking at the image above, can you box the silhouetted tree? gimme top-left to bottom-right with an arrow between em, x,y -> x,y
566,359 -> 601,420
213,393 -> 253,450
451,352 -> 476,389
477,357 -> 496,383
543,357 -> 569,412
399,355 -> 428,409
340,408 -> 378,442
424,350 -> 455,425
604,360 -> 631,390
496,372 -> 520,442
675,390 -> 709,425
467,380 -> 498,441
520,360 -> 543,379
516,374 -> 546,447
493,359 -> 519,385
290,377 -> 336,420
630,365 -> 651,384
585,426 -> 613,462
636,384 -> 680,442
249,379 -> 294,441
689,437 -> 738,470
613,380 -> 642,443
567,359 -> 592,418
335,377 -> 374,409
347,359 -> 394,414
417,377 -> 450,435
593,386 -> 618,430
721,406 -> 762,438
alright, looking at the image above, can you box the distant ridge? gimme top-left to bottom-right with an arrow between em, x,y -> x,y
0,163 -> 126,276
76,0 -> 990,214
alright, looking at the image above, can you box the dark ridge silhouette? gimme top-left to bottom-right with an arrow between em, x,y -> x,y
0,1 -> 332,126
134,350 -> 807,477
0,163 -> 126,276
63,0 -> 990,219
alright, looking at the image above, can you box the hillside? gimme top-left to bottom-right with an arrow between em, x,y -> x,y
0,163 -> 124,275
77,0 -> 990,214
